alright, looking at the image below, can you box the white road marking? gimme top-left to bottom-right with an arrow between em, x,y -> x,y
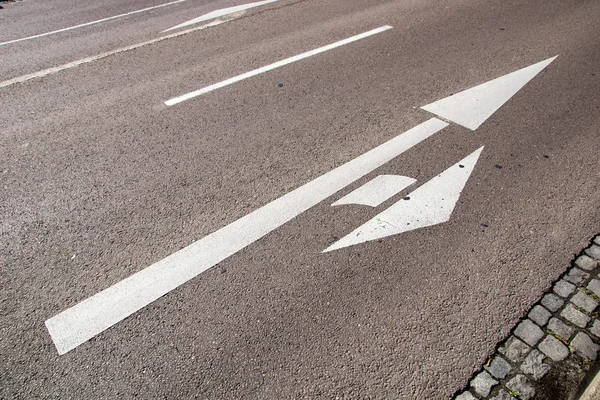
421,56 -> 558,130
324,147 -> 484,252
45,117 -> 448,355
0,18 -> 231,89
331,175 -> 416,207
163,0 -> 279,32
164,25 -> 394,106
45,53 -> 556,353
0,0 -> 187,47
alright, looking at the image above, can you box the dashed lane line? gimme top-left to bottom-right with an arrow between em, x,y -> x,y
164,25 -> 393,106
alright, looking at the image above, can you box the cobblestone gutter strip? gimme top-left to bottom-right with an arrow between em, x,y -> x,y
454,236 -> 600,400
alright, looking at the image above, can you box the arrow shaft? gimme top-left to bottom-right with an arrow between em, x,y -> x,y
45,117 -> 448,354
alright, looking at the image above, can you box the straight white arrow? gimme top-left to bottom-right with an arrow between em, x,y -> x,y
45,56 -> 557,354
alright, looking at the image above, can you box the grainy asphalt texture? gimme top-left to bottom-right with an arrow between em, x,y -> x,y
1,0 -> 599,398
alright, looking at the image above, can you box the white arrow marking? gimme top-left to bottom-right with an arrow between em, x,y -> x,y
45,53 -> 556,354
331,175 -> 416,207
162,0 -> 280,32
323,147 -> 484,252
45,118 -> 448,355
165,25 -> 393,105
421,56 -> 557,130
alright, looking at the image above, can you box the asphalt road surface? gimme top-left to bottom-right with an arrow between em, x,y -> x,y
1,0 -> 599,398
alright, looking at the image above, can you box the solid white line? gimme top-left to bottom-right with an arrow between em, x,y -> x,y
163,0 -> 279,32
0,18 -> 229,89
165,25 -> 393,106
45,117 -> 449,355
0,0 -> 186,47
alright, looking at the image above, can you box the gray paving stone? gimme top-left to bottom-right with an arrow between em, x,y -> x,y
527,304 -> 552,326
528,305 -> 551,327
541,293 -> 565,312
514,319 -> 544,346
565,267 -> 591,284
571,332 -> 600,360
490,390 -> 513,400
548,317 -> 574,341
594,236 -> 600,246
571,291 -> 598,312
576,255 -> 598,271
470,370 -> 498,397
554,279 -> 576,298
590,320 -> 600,337
485,355 -> 512,380
588,279 -> 600,297
499,336 -> 531,363
520,349 -> 551,380
455,392 -> 477,400
586,245 -> 600,260
561,304 -> 591,328
506,374 -> 536,400
539,335 -> 569,361
565,267 -> 590,285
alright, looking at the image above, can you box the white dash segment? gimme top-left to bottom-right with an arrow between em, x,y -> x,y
0,0 -> 187,47
45,117 -> 448,355
163,0 -> 280,32
164,25 -> 393,106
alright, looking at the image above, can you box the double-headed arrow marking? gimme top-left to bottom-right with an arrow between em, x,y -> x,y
45,54 -> 557,354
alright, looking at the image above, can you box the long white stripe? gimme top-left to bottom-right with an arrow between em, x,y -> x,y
45,117 -> 448,355
0,0 -> 186,47
165,25 -> 393,106
163,0 -> 279,32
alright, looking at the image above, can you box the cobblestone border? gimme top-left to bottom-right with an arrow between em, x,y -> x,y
454,236 -> 600,400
